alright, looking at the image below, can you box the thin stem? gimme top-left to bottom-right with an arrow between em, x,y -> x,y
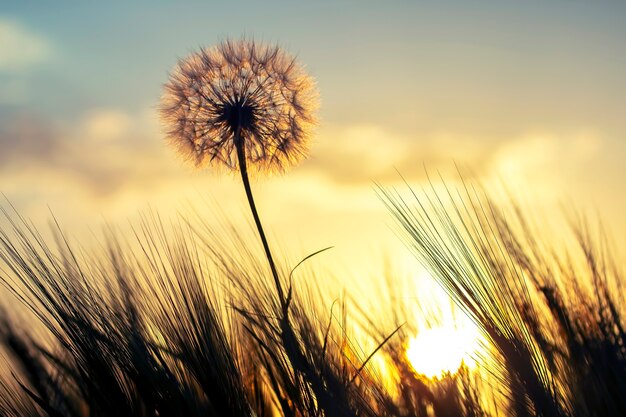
235,134 -> 286,308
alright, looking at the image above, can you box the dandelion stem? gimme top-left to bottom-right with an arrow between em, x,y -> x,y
235,134 -> 286,308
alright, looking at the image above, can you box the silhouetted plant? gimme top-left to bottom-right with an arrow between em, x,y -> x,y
159,39 -> 382,417
380,179 -> 626,417
160,39 -> 318,308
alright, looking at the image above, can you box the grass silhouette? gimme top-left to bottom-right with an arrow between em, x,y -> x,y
380,178 -> 626,416
0,177 -> 624,416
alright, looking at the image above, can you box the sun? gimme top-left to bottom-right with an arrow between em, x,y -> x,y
406,324 -> 482,379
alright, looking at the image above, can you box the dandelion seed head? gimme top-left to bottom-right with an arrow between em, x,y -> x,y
160,39 -> 318,172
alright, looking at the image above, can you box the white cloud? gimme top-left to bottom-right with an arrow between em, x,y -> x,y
483,131 -> 603,207
301,124 -> 498,186
0,18 -> 52,72
490,131 -> 601,180
81,109 -> 132,142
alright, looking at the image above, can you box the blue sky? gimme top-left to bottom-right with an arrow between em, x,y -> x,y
5,2 -> 625,128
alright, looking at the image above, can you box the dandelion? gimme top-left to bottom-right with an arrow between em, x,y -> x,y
160,39 -> 318,172
160,39 -> 318,305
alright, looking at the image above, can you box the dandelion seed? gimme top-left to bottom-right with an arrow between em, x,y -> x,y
160,39 -> 318,173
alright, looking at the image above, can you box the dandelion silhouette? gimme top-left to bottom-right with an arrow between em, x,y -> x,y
160,39 -> 318,306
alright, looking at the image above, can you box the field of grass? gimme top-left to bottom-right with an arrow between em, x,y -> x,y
0,178 -> 624,417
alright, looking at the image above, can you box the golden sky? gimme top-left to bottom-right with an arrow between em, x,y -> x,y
1,2 -> 626,295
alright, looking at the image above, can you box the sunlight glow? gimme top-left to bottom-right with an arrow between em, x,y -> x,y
406,324 -> 481,379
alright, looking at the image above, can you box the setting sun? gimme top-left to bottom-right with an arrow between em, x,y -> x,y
406,324 -> 482,379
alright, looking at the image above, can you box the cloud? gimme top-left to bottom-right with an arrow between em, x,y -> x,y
0,109 -> 606,199
0,111 -> 59,165
481,131 -> 604,205
0,109 -> 612,240
0,108 -> 182,198
299,124 -> 497,186
81,110 -> 132,143
489,131 -> 601,183
0,18 -> 52,72
293,122 -> 612,223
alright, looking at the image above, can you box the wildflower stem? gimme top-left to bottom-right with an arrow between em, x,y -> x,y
235,134 -> 286,308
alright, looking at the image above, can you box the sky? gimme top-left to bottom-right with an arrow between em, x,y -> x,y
1,2 -> 626,299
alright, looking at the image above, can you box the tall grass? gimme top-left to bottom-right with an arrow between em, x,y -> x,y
0,176 -> 624,416
379,178 -> 626,416
0,206 -> 405,417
